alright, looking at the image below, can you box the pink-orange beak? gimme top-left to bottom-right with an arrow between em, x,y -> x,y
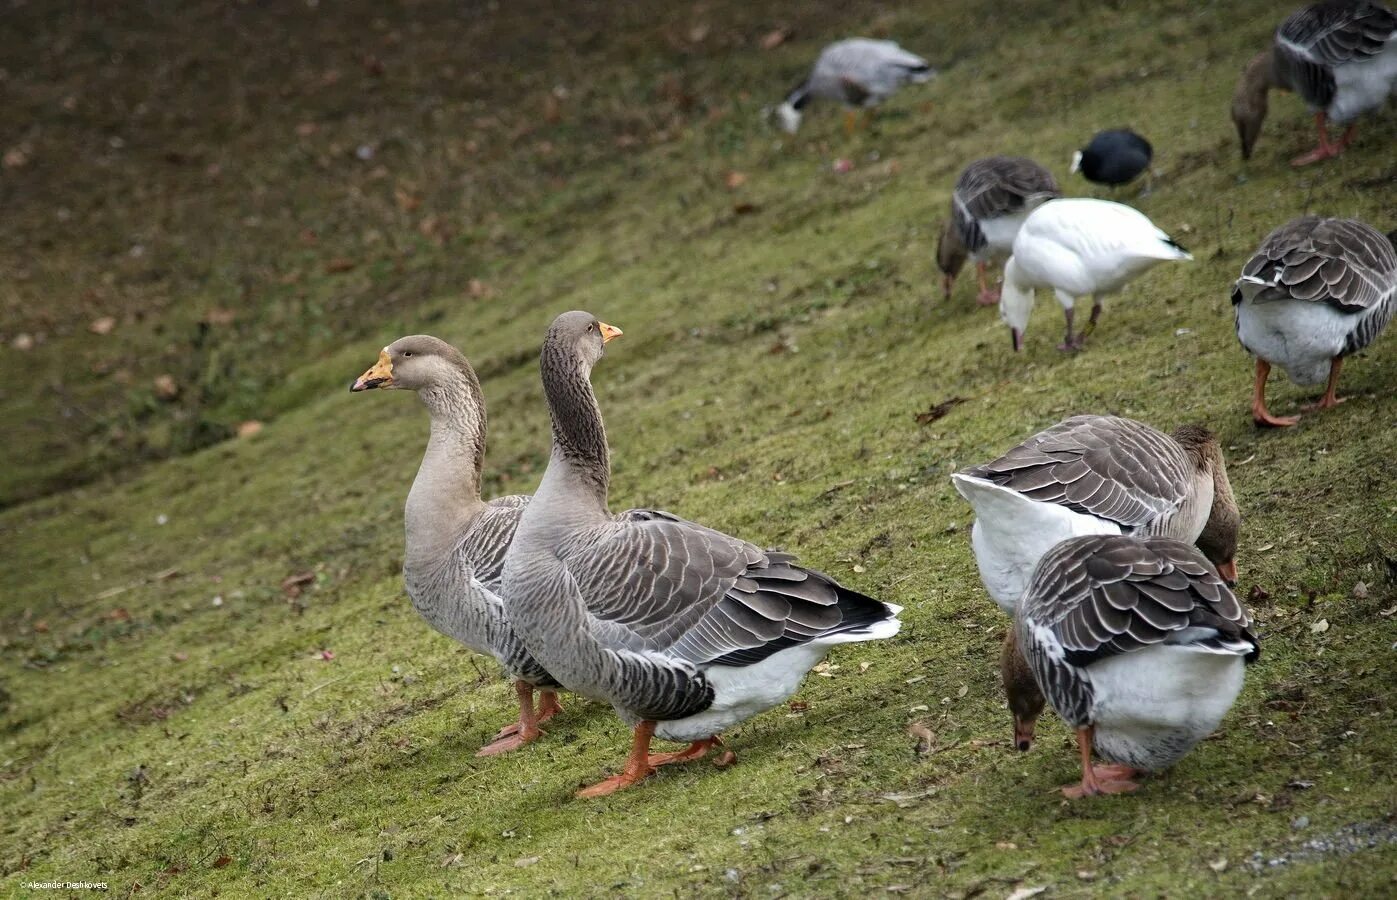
1216,558 -> 1238,586
1013,715 -> 1036,752
599,322 -> 623,344
351,349 -> 394,392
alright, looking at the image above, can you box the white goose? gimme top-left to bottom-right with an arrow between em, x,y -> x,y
998,199 -> 1192,352
1005,535 -> 1259,798
1233,215 -> 1397,427
951,415 -> 1240,616
776,38 -> 935,134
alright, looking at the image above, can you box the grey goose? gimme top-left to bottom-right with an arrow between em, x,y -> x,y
776,38 -> 934,134
1005,534 -> 1259,798
501,312 -> 902,798
1233,215 -> 1397,426
951,415 -> 1240,616
351,336 -> 564,756
1231,1 -> 1397,165
936,156 -> 1061,306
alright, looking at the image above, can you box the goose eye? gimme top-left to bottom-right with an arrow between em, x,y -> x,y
403,351 -> 413,358
586,323 -> 595,332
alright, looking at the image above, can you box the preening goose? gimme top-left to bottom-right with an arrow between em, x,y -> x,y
1070,129 -> 1153,187
1231,1 -> 1397,166
776,38 -> 935,134
1233,215 -> 1397,427
502,312 -> 902,798
1006,535 -> 1259,798
998,199 -> 1192,352
936,156 -> 1061,305
951,415 -> 1240,615
350,336 -> 563,756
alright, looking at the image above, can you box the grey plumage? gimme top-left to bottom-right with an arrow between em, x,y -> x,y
1274,0 -> 1397,114
777,38 -> 934,132
938,156 -> 1060,280
503,311 -> 900,746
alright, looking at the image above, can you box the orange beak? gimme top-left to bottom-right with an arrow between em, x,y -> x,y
599,322 -> 623,344
351,349 -> 394,392
1216,558 -> 1238,586
1013,715 -> 1036,752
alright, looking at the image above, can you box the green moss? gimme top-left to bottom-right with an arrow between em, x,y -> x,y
3,0 -> 1396,896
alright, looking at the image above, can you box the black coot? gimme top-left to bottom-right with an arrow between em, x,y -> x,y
1071,129 -> 1152,186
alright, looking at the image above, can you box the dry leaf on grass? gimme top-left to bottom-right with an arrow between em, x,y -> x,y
88,316 -> 116,335
759,28 -> 791,50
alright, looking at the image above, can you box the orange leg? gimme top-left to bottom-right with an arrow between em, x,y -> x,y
536,690 -> 565,724
941,272 -> 956,300
649,735 -> 723,767
1252,358 -> 1299,428
1301,357 -> 1346,412
1291,112 -> 1345,167
476,680 -> 545,757
1062,727 -> 1140,798
975,261 -> 999,306
843,109 -> 859,136
577,721 -> 659,798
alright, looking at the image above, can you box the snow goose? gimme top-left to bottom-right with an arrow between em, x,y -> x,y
776,38 -> 935,134
1070,129 -> 1153,188
951,415 -> 1240,615
936,156 -> 1061,305
502,312 -> 902,797
998,198 -> 1192,352
1231,1 -> 1397,166
351,336 -> 564,756
1006,535 -> 1259,797
1233,215 -> 1397,427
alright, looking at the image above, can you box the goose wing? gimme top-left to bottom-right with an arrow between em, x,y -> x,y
460,494 -> 530,590
953,156 -> 1061,254
960,415 -> 1193,529
1233,215 -> 1397,313
557,509 -> 892,667
1275,2 -> 1397,106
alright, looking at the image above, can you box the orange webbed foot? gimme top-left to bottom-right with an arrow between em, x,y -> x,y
476,724 -> 544,757
536,692 -> 565,724
1290,145 -> 1341,167
575,766 -> 655,798
1253,409 -> 1300,428
1301,395 -> 1345,413
648,737 -> 720,768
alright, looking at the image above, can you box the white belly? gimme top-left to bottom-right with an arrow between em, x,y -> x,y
1089,646 -> 1245,771
1329,41 -> 1397,123
1235,299 -> 1350,385
974,212 -> 1029,262
653,614 -> 902,743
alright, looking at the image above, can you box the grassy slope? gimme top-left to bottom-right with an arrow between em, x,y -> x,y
3,0 -> 1396,896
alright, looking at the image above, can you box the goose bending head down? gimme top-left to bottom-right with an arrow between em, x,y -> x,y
776,38 -> 935,135
951,414 -> 1241,618
998,199 -> 1192,352
502,311 -> 902,798
1007,535 -> 1259,798
1232,215 -> 1397,427
1231,1 -> 1397,167
350,335 -> 566,757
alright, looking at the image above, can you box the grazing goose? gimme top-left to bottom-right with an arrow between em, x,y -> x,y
951,415 -> 1240,616
1231,1 -> 1397,166
350,336 -> 564,756
936,156 -> 1061,305
1070,129 -> 1153,187
776,38 -> 935,134
1005,535 -> 1259,798
502,312 -> 902,797
998,199 -> 1192,352
1233,215 -> 1397,427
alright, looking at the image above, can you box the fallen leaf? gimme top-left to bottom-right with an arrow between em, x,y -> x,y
295,122 -> 318,137
236,420 -> 264,439
11,333 -> 35,351
759,28 -> 791,50
153,374 -> 180,401
172,651 -> 189,662
515,856 -> 540,868
1006,887 -> 1046,900
1352,582 -> 1368,600
33,620 -> 49,633
107,608 -> 131,621
907,722 -> 933,755
1248,584 -> 1271,603
956,684 -> 969,698
324,257 -> 357,274
687,23 -> 710,43
788,700 -> 809,712
281,571 -> 316,598
204,307 -> 236,326
880,788 -> 935,808
724,170 -> 747,190
1208,858 -> 1228,873
732,202 -> 760,215
212,855 -> 232,869
914,396 -> 967,425
3,146 -> 31,168
1255,543 -> 1275,553
319,649 -> 335,661
467,278 -> 491,299
1310,619 -> 1329,634
832,158 -> 853,174
88,316 -> 117,335
859,661 -> 871,673
440,853 -> 463,868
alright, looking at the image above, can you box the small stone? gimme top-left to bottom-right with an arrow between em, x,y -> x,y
1310,619 -> 1330,634
89,316 -> 117,335
1208,857 -> 1228,873
11,333 -> 35,351
1352,582 -> 1368,599
1292,816 -> 1310,830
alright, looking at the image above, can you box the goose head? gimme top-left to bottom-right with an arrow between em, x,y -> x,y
350,335 -> 472,393
1172,424 -> 1241,584
1000,629 -> 1044,752
935,219 -> 967,299
543,310 -> 623,377
1231,50 -> 1276,160
998,257 -> 1034,352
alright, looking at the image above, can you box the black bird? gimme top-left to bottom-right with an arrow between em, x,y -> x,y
1071,129 -> 1153,187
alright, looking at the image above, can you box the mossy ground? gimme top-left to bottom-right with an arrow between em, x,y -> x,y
3,0 -> 1395,896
